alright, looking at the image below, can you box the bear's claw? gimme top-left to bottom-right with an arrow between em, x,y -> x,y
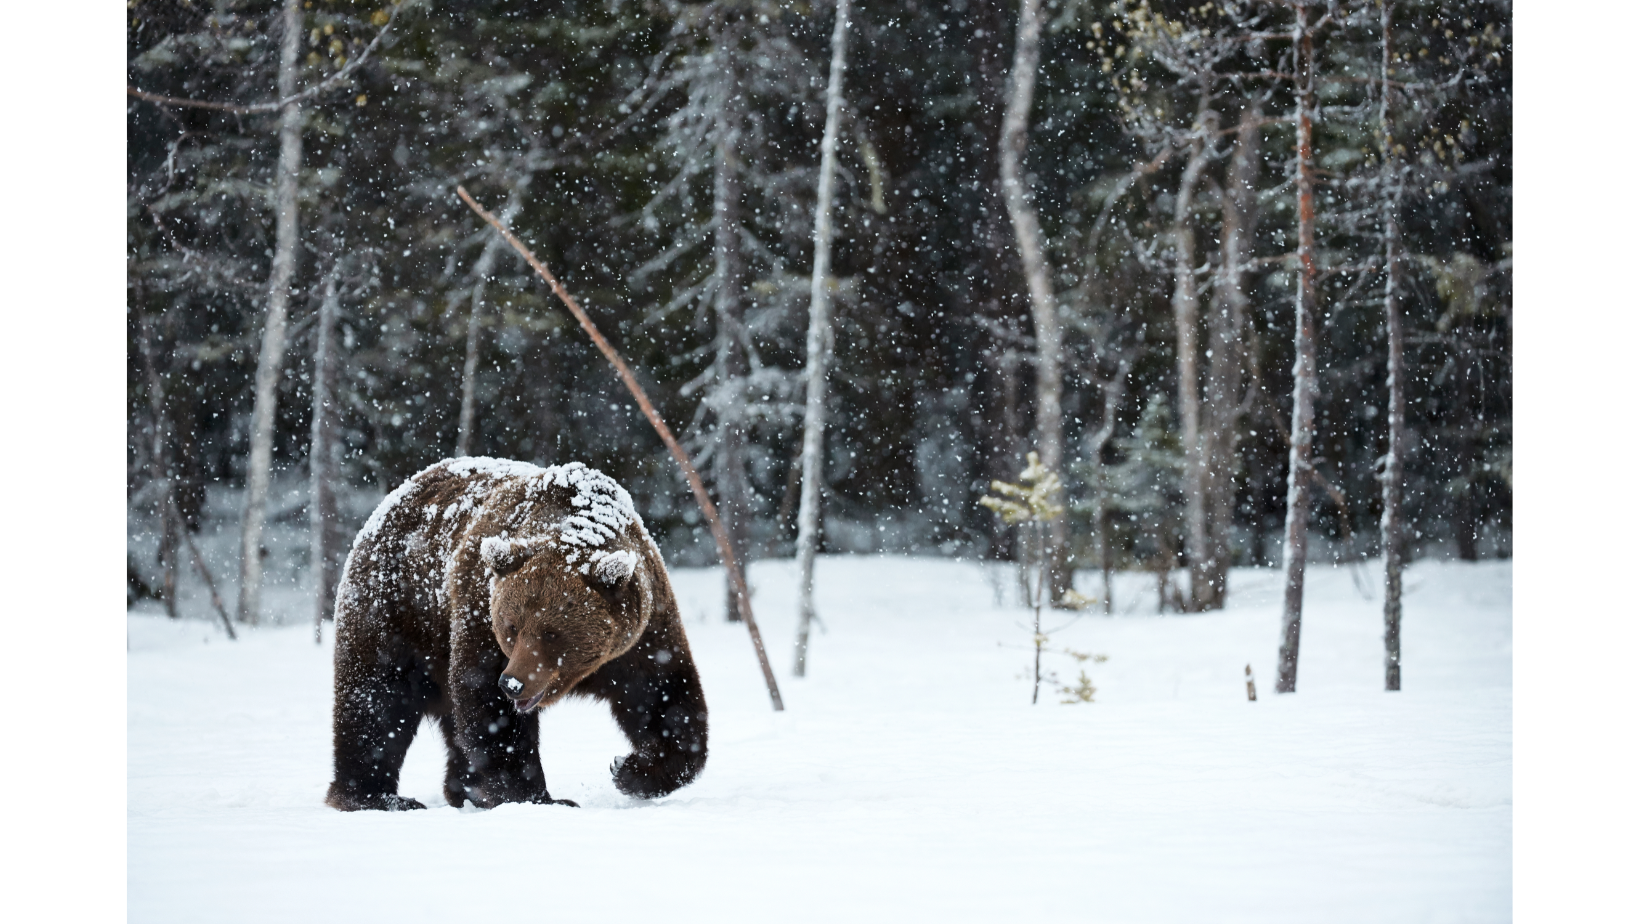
324,787 -> 427,812
528,793 -> 579,808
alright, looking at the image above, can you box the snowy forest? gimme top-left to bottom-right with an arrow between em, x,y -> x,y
125,0 -> 1513,916
127,0 -> 1510,618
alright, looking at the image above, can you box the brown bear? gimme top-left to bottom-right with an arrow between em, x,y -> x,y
324,458 -> 707,812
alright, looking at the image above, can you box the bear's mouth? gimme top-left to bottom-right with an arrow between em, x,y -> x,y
513,688 -> 549,713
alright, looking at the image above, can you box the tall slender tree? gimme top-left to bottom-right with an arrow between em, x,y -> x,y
238,0 -> 305,627
1169,108 -> 1214,612
1098,0 -> 1254,612
639,0 -> 814,620
1275,1 -> 1321,694
310,251 -> 343,640
710,39 -> 754,621
1378,0 -> 1406,692
1200,102 -> 1262,610
1000,0 -> 1068,603
794,0 -> 851,678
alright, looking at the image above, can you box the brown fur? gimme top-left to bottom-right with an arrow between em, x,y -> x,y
324,459 -> 708,812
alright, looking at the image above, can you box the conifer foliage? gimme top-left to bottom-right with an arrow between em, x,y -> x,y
128,1 -> 1511,654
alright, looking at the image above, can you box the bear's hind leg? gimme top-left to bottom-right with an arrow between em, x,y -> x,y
436,712 -> 480,808
327,660 -> 434,812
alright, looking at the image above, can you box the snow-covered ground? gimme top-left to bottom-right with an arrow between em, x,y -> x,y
129,555 -> 1509,923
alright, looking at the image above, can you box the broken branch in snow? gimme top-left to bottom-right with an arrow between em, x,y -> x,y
455,184 -> 785,712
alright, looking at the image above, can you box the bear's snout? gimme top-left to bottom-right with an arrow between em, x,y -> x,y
499,674 -> 525,697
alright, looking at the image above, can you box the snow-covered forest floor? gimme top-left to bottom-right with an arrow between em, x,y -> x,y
129,536 -> 1509,922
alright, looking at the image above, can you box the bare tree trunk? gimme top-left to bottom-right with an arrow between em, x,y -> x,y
1100,508 -> 1114,614
1379,1 -> 1405,692
1172,136 -> 1211,613
1198,105 -> 1261,612
1381,216 -> 1406,691
794,0 -> 850,679
1030,518 -> 1044,703
1000,0 -> 1067,605
138,312 -> 181,619
456,183 -> 530,457
1087,359 -> 1129,615
159,497 -> 180,619
712,47 -> 753,622
238,0 -> 303,627
310,257 -> 343,642
1276,8 -> 1319,694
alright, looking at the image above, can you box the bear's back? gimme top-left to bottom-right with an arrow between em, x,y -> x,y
336,458 -> 645,633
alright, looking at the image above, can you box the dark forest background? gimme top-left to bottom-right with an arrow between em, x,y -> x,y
126,0 -> 1511,614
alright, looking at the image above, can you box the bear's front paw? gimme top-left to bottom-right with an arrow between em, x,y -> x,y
611,751 -> 699,799
528,793 -> 580,808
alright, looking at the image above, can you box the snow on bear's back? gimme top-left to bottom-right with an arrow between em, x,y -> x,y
337,459 -> 646,628
352,457 -> 640,554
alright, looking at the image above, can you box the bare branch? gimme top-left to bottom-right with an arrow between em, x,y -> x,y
455,184 -> 785,713
128,3 -> 404,115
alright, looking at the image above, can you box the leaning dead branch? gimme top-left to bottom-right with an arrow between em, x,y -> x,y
455,184 -> 785,712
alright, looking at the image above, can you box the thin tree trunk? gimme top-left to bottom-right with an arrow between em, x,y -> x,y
1031,524 -> 1043,704
159,497 -> 180,619
1276,8 -> 1319,694
1100,508 -> 1114,614
1379,0 -> 1405,692
311,256 -> 342,642
1172,136 -> 1211,613
138,312 -> 180,620
1000,0 -> 1067,605
238,0 -> 304,627
456,183 -> 530,457
713,65 -> 753,623
1199,105 -> 1261,612
1087,359 -> 1129,615
794,0 -> 850,679
1381,220 -> 1406,689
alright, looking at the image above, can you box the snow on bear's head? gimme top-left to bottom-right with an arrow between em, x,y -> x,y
481,532 -> 650,714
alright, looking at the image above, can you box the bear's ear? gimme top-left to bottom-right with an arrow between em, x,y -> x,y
591,549 -> 639,587
480,537 -> 545,577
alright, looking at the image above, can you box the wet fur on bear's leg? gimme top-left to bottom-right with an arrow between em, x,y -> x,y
436,712 -> 479,808
590,627 -> 709,799
445,657 -> 580,807
327,650 -> 436,812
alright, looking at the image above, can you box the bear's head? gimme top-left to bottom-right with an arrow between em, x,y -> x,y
480,534 -> 651,712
